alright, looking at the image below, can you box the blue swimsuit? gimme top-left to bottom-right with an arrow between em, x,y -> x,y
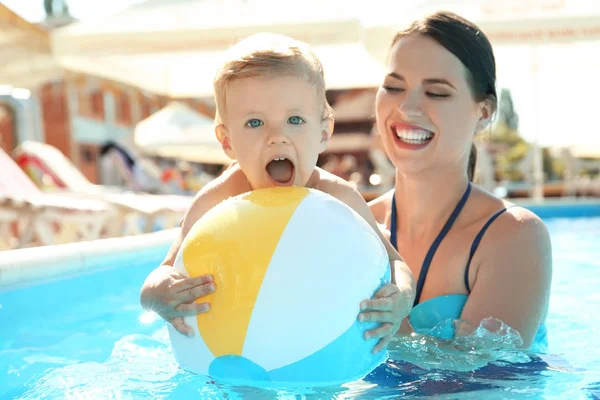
390,182 -> 547,346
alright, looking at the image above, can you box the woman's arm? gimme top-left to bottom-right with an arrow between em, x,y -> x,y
460,209 -> 552,348
391,211 -> 551,370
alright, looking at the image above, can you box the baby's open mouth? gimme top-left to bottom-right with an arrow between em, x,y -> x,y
266,157 -> 295,185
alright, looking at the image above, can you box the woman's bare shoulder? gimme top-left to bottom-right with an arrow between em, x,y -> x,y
468,187 -> 551,274
368,189 -> 394,224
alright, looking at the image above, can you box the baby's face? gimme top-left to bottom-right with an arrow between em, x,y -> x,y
218,75 -> 331,189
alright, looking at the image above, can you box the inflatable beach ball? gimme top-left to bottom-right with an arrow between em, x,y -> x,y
168,186 -> 391,386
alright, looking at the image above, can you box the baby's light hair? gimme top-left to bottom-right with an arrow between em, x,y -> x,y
213,33 -> 333,124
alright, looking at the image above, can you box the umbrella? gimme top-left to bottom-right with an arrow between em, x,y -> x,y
0,4 -> 62,89
363,0 -> 600,47
49,0 -> 384,97
134,101 -> 230,164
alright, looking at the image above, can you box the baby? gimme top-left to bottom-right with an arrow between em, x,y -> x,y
140,33 -> 415,354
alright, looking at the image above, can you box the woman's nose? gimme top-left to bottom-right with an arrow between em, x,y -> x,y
397,91 -> 424,118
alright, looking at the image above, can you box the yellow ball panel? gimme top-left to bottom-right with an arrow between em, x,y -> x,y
181,186 -> 310,357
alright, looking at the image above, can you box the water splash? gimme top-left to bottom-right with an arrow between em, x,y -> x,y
389,317 -> 533,372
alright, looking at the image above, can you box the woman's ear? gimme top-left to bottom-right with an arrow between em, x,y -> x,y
476,99 -> 494,133
475,99 -> 495,133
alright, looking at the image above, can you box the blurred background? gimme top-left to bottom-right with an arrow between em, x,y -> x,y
1,0 -> 599,249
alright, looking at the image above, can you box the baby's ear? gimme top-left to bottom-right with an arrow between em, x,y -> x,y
215,124 -> 236,160
319,117 -> 335,153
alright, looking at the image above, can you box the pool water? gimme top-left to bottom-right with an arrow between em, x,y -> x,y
1,216 -> 599,399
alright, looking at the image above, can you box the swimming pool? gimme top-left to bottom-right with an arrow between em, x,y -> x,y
1,201 -> 599,399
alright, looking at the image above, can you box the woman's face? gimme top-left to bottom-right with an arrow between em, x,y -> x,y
375,33 -> 491,177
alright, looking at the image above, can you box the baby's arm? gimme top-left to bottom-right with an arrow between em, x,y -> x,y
140,164 -> 250,335
319,178 -> 415,353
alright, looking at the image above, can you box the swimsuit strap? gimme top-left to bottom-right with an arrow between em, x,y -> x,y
463,205 -> 517,292
391,182 -> 472,306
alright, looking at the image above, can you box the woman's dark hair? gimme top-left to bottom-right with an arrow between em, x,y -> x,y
391,11 -> 497,181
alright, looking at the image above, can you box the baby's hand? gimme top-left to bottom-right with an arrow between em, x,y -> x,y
141,266 -> 216,337
358,283 -> 412,354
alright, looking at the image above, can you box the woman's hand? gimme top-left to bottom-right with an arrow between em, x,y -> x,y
140,265 -> 216,337
358,283 -> 412,354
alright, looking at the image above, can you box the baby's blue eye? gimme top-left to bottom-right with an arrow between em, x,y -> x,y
246,119 -> 263,128
288,116 -> 304,125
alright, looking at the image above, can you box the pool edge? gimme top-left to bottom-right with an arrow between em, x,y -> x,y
0,228 -> 179,292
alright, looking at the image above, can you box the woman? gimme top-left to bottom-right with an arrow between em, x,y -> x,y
364,11 -> 552,349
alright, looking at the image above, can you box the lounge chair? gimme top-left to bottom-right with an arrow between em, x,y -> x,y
13,141 -> 192,234
0,148 -> 117,250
